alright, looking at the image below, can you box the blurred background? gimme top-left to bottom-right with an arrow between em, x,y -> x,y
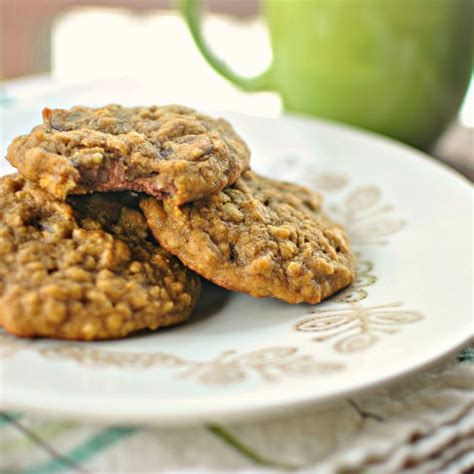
0,1 -> 278,113
0,0 -> 473,177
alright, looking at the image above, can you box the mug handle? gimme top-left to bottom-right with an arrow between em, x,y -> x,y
181,0 -> 274,92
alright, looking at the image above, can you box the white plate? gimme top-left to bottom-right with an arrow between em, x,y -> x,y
0,110 -> 472,425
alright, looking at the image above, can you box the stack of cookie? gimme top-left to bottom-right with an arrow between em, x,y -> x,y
1,105 -> 355,340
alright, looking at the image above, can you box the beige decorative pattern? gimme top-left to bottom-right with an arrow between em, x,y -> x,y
294,302 -> 423,353
331,257 -> 376,303
329,185 -> 406,245
37,345 -> 184,369
313,172 -> 349,192
0,335 -> 343,385
174,347 -> 343,385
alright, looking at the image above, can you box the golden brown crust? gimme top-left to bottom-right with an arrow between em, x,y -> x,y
7,104 -> 250,204
0,174 -> 200,340
141,171 -> 355,304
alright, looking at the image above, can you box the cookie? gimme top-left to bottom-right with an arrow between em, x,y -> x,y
0,174 -> 200,340
140,171 -> 355,304
7,104 -> 250,204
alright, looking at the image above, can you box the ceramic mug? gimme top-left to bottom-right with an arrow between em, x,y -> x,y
182,0 -> 473,149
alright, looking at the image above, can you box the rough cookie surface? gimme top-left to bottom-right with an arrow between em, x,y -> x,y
141,171 -> 355,304
7,104 -> 250,204
0,175 -> 200,340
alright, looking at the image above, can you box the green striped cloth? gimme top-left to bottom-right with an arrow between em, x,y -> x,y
1,346 -> 473,473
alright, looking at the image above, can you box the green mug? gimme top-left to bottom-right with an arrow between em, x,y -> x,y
182,0 -> 473,149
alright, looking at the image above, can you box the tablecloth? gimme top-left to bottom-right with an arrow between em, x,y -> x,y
1,347 -> 473,473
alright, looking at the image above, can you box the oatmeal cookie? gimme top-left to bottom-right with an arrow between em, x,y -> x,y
141,171 -> 355,304
0,174 -> 200,340
7,104 -> 250,204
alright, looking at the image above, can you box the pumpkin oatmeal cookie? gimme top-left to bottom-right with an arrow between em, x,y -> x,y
7,104 -> 250,204
0,174 -> 200,340
141,171 -> 355,304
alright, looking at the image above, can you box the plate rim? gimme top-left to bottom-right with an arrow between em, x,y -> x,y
1,335 -> 472,426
